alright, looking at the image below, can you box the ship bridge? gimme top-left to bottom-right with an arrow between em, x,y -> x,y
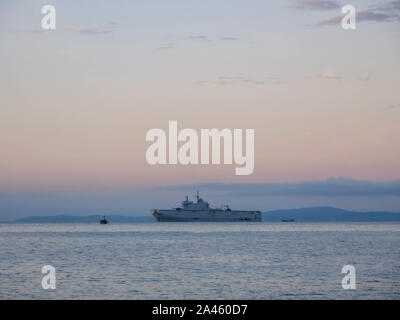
181,191 -> 210,211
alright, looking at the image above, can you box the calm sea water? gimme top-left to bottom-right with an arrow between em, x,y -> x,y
0,222 -> 399,299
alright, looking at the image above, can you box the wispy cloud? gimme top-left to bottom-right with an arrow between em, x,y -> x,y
318,67 -> 343,80
387,103 -> 400,109
290,0 -> 340,11
358,75 -> 370,82
155,42 -> 176,51
316,10 -> 398,27
217,76 -> 265,85
12,22 -> 120,35
79,28 -> 112,35
188,35 -> 210,42
219,37 -> 239,41
106,21 -> 119,29
188,35 -> 238,42
78,21 -> 119,35
314,1 -> 400,26
11,28 -> 44,34
155,35 -> 238,51
194,76 -> 282,86
160,178 -> 400,197
250,32 -> 282,42
372,0 -> 400,12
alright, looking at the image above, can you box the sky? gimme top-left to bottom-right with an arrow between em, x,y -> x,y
0,0 -> 400,219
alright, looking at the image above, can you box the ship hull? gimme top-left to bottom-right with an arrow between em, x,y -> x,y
152,209 -> 261,222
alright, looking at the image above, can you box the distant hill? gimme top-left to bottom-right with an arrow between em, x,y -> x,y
262,206 -> 400,222
14,215 -> 154,223
11,207 -> 400,223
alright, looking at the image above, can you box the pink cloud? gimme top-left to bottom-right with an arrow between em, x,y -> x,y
291,0 -> 340,11
315,9 -> 399,26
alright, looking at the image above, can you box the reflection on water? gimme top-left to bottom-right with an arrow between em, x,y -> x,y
0,222 -> 399,299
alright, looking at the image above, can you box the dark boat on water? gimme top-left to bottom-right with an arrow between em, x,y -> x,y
281,219 -> 295,222
99,216 -> 108,224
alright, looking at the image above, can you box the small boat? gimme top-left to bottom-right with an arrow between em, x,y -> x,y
281,219 -> 295,222
99,216 -> 108,224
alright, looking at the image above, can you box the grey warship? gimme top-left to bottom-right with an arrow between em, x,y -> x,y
152,191 -> 261,222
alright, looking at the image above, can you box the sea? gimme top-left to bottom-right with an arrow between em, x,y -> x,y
0,222 -> 399,299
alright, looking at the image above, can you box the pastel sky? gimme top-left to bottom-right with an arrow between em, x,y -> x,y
0,0 -> 399,219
